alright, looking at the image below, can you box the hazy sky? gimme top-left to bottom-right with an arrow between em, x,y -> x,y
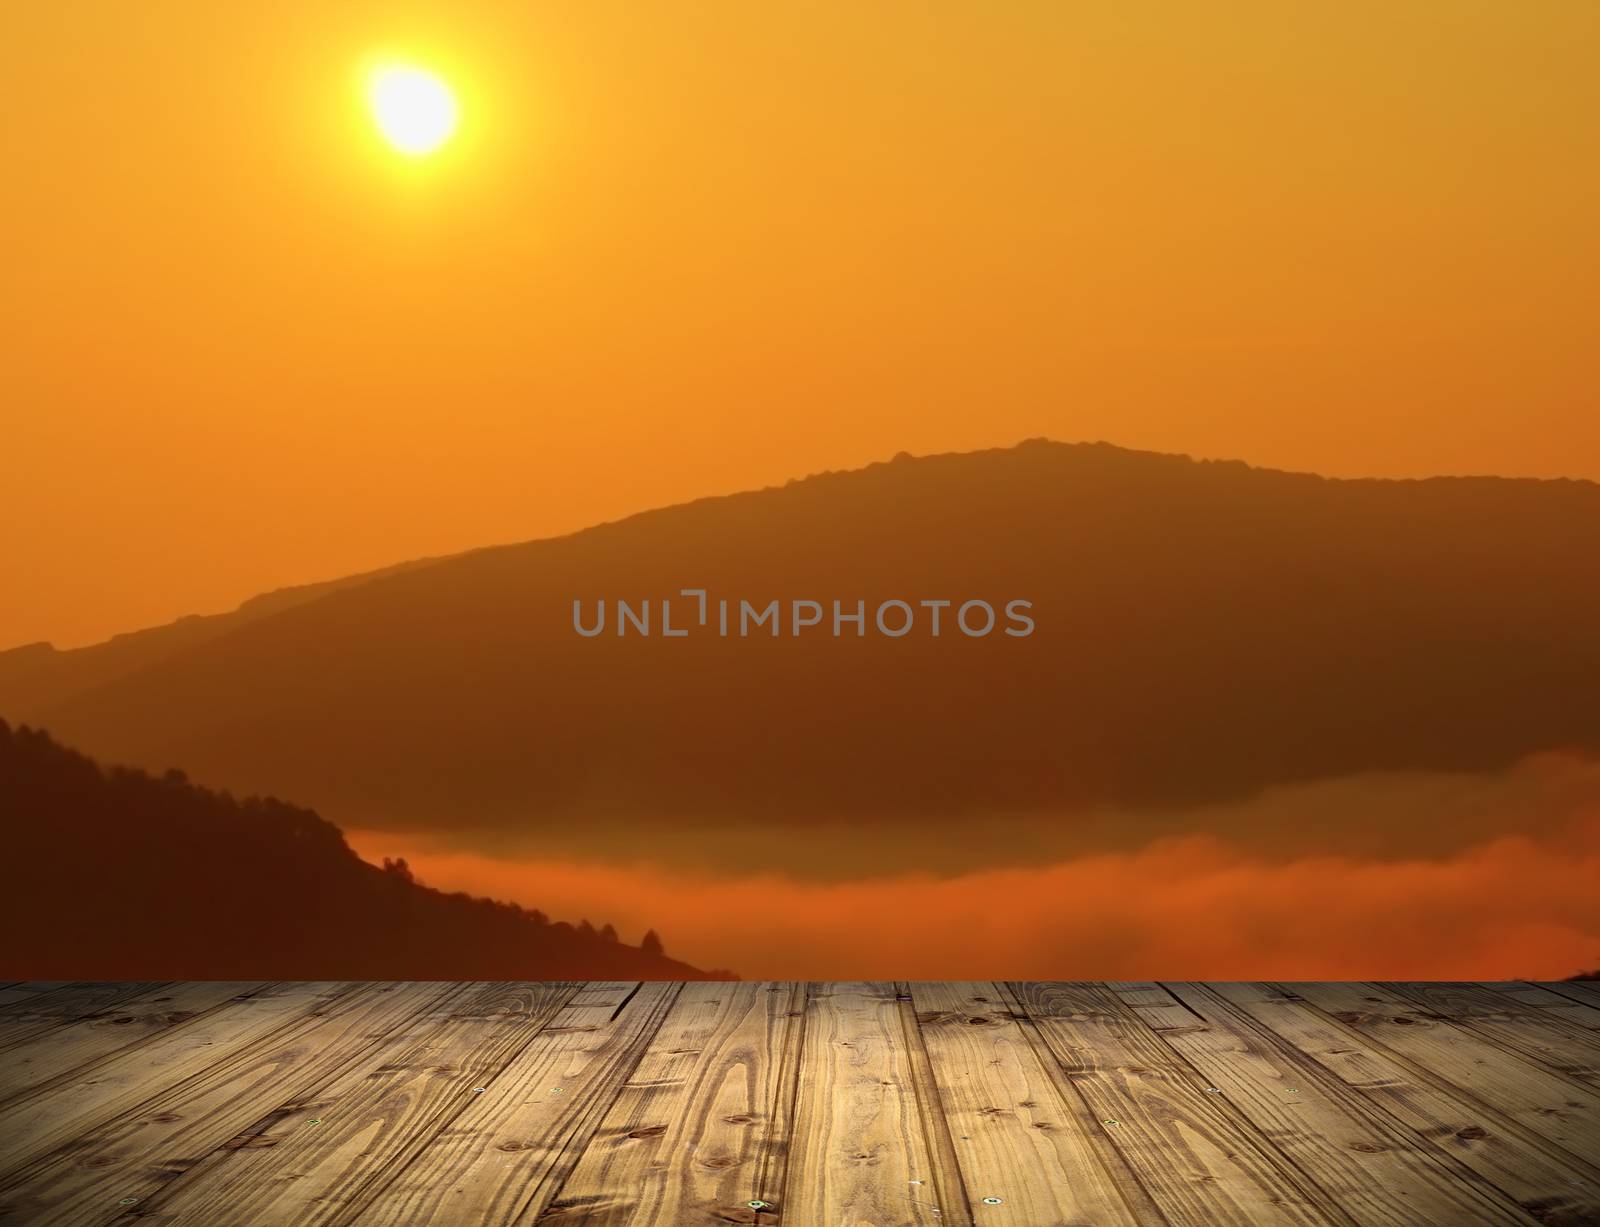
4,1 -> 1597,649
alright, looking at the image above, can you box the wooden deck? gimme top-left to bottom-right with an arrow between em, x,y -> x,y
0,983 -> 1598,1225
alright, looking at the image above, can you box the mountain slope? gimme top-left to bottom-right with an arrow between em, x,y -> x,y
0,555 -> 443,715
0,720 -> 720,979
5,439 -> 1600,843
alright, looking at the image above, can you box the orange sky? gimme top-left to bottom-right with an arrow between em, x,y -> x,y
4,2 -> 1598,649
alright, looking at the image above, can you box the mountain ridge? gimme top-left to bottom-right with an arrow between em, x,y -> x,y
10,437 -> 1598,665
7,437 -> 1600,853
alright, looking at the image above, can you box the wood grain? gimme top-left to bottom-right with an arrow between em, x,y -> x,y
1209,982 -> 1600,1225
0,982 -> 456,1225
784,981 -> 952,1227
1133,983 -> 1538,1225
1382,983 -> 1600,1088
543,981 -> 807,1224
0,982 -> 350,1184
346,981 -> 681,1226
1542,981 -> 1600,1013
1492,983 -> 1600,1032
0,982 -> 1596,1226
1008,981 -> 1344,1226
1287,983 -> 1600,1159
910,981 -> 1155,1226
126,982 -> 576,1225
0,984 -> 170,1056
0,982 -> 266,1105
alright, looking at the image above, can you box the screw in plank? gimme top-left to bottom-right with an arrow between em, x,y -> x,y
909,1179 -> 924,1185
1102,1118 -> 1119,1126
119,1198 -> 139,1206
747,1199 -> 772,1209
307,1118 -> 322,1126
1205,1087 -> 1222,1093
982,1196 -> 1005,1205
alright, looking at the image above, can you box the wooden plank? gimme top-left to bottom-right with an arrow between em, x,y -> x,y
119,981 -> 576,1225
539,981 -> 807,1224
0,981 -> 1595,1225
0,983 -> 170,1054
0,984 -> 73,1011
0,983 -> 350,1182
1382,983 -> 1600,1087
1211,983 -> 1600,1222
0,982 -> 267,1105
783,981 -> 958,1227
1529,982 -> 1600,1022
0,988 -> 45,1010
344,981 -> 681,1226
1549,981 -> 1600,1006
0,981 -> 457,1224
895,981 -> 982,1227
1480,983 -> 1600,1032
0,985 -> 103,1017
0,983 -> 163,1018
1288,983 -> 1600,1158
1136,984 -> 1538,1226
1008,981 -> 1344,1227
909,982 -> 1155,1226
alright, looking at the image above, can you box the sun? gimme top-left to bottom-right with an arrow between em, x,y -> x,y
367,63 -> 459,156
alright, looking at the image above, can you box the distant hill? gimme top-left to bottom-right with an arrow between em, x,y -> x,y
0,555 -> 443,715
4,439 -> 1600,844
0,720 -> 721,980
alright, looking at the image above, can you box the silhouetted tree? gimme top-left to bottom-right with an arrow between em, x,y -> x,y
641,929 -> 664,957
0,722 -> 728,982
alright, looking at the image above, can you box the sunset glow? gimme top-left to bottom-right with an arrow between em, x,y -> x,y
3,4 -> 1597,650
367,62 -> 458,156
5,2 -> 1600,992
